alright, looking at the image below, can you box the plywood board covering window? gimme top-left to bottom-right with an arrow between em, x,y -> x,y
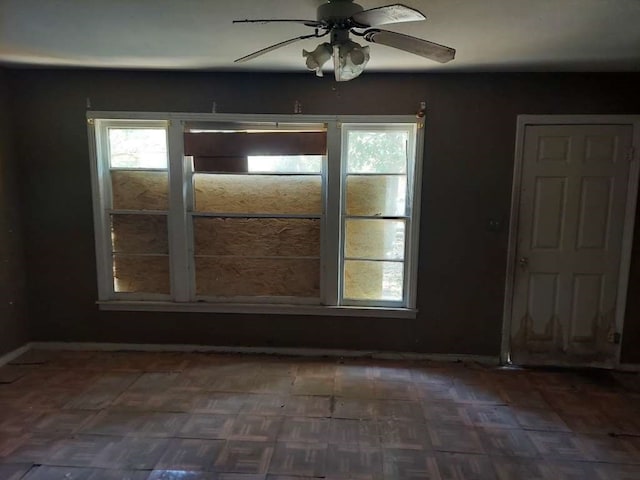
188,128 -> 324,301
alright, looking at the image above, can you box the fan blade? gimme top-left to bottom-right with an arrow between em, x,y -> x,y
351,4 -> 426,27
363,29 -> 455,63
234,34 -> 320,63
233,19 -> 323,28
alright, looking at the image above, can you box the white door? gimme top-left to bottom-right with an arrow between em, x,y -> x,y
510,124 -> 634,366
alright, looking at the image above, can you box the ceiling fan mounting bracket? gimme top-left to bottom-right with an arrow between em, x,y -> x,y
317,0 -> 364,25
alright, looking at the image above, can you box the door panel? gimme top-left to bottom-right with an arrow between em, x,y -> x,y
510,124 -> 633,366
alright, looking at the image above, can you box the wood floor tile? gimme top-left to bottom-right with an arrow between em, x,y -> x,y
219,474 -> 266,480
544,460 -> 602,480
282,395 -> 331,417
448,385 -> 505,405
86,469 -> 151,480
0,407 -> 44,434
374,380 -> 417,401
112,391 -> 195,412
464,405 -> 519,429
410,368 -> 455,387
525,431 -> 589,461
499,388 -> 550,409
2,433 -> 62,463
239,396 -> 286,416
592,462 -> 640,480
192,393 -> 247,415
325,444 -> 383,480
178,414 -> 235,439
291,377 -> 334,396
428,424 -> 485,454
491,457 -> 555,480
329,419 -> 380,446
514,408 -> 571,432
0,463 -> 33,480
577,434 -> 640,464
435,452 -> 497,480
421,402 -> 473,426
22,465 -> 94,480
91,436 -> 170,469
333,398 -> 379,420
33,410 -> 98,435
476,427 -> 539,457
559,412 -> 622,434
376,400 -> 425,421
83,411 -> 185,437
230,416 -> 282,442
147,469 -> 217,480
382,447 -> 440,479
0,431 -> 31,458
294,361 -> 336,378
127,372 -> 185,392
47,435 -> 116,467
155,439 -> 224,471
0,366 -> 30,384
214,441 -> 274,474
278,417 -> 329,443
378,420 -> 430,450
268,442 -> 327,477
334,378 -> 377,398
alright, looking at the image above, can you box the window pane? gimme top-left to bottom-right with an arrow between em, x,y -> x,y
109,128 -> 167,168
111,171 -> 169,210
194,174 -> 322,214
111,214 -> 168,254
195,257 -> 320,297
344,260 -> 404,301
194,217 -> 320,257
347,130 -> 408,173
345,219 -> 405,260
113,255 -> 170,293
346,175 -> 407,216
248,155 -> 322,173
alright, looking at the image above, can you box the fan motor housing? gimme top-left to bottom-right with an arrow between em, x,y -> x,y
317,0 -> 364,23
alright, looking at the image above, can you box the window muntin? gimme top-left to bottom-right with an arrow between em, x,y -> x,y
90,116 -> 421,311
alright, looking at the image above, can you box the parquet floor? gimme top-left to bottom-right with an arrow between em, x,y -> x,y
0,349 -> 639,479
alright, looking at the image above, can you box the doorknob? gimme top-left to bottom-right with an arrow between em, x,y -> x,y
519,257 -> 529,267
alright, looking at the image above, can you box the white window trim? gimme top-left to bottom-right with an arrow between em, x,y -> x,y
88,112 -> 424,318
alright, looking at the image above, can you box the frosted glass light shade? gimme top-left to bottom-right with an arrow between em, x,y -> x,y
303,42 -> 332,77
334,40 -> 370,82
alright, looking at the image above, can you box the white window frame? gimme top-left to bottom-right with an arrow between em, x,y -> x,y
88,112 -> 424,318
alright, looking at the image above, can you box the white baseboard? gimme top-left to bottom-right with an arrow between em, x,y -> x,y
29,341 -> 501,365
0,343 -> 31,367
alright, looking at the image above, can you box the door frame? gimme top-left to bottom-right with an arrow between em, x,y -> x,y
501,115 -> 640,367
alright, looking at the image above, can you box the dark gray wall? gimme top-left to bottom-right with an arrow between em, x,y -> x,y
0,68 -> 29,356
7,69 -> 640,361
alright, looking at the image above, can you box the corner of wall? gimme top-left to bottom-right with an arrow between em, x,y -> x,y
0,67 -> 30,355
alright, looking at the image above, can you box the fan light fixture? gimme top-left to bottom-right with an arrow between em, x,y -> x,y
233,1 -> 456,82
304,40 -> 370,81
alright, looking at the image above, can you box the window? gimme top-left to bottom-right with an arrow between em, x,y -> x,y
89,114 -> 423,316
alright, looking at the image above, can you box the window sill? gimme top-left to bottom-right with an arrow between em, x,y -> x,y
97,301 -> 418,319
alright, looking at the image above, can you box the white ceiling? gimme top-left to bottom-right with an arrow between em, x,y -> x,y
1,0 -> 639,73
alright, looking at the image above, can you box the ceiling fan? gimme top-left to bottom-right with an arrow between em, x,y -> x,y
233,0 -> 455,81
